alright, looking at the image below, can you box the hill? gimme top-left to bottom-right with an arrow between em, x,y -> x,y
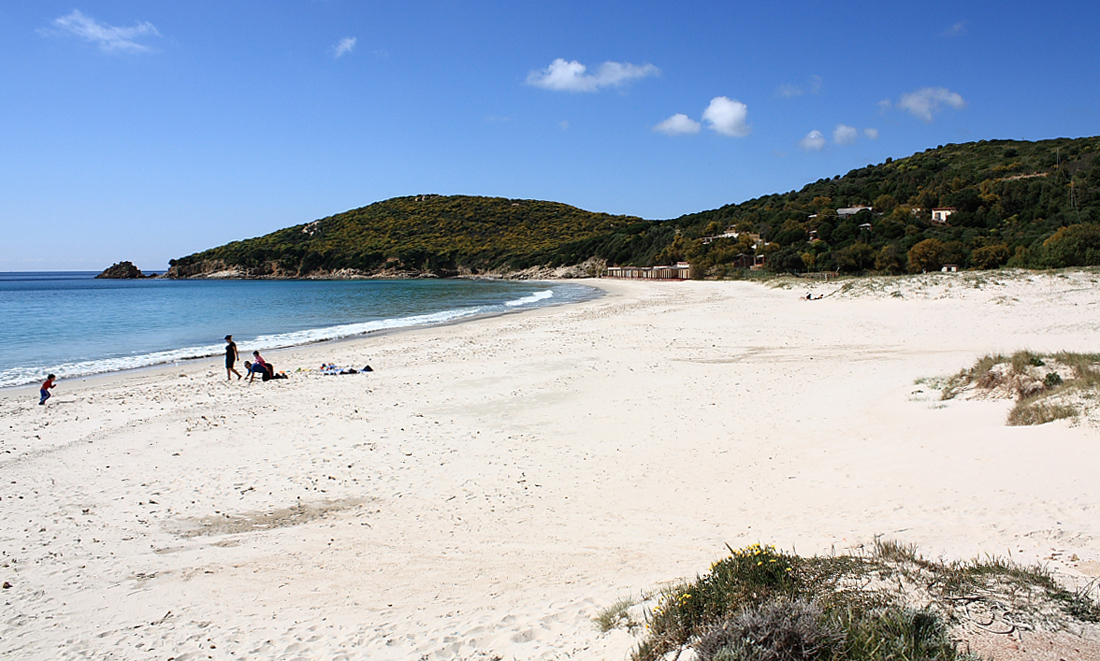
167,136 -> 1100,278
659,136 -> 1100,276
166,195 -> 653,278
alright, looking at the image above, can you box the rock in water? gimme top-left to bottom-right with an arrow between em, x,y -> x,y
95,261 -> 147,279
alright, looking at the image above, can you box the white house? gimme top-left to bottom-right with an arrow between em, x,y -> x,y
836,206 -> 873,218
931,207 -> 956,224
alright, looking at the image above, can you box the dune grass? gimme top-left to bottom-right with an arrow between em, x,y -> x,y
939,350 -> 1100,425
602,540 -> 1099,661
595,596 -> 641,634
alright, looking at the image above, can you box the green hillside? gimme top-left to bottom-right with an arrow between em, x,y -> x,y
660,136 -> 1100,276
167,195 -> 650,277
168,136 -> 1100,278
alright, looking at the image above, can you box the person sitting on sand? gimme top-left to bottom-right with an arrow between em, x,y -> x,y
39,374 -> 57,405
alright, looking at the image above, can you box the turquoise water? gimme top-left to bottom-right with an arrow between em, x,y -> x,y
0,273 -> 598,388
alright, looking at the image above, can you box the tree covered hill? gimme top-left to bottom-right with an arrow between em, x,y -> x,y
168,136 -> 1100,278
166,195 -> 652,277
659,135 -> 1100,275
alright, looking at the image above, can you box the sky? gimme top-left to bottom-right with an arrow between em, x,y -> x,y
3,1 -> 1098,271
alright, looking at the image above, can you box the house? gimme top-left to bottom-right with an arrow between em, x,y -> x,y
701,227 -> 742,245
605,262 -> 693,280
836,206 -> 873,218
931,207 -> 956,224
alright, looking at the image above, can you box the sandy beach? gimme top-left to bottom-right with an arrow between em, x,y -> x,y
2,271 -> 1100,660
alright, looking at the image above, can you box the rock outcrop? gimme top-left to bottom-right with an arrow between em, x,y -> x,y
95,261 -> 148,279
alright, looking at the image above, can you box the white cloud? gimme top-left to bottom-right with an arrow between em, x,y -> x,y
878,99 -> 892,113
864,128 -> 879,139
776,84 -> 802,98
702,97 -> 750,137
777,75 -> 822,98
943,21 -> 967,37
654,113 -> 701,136
44,9 -> 160,53
334,37 -> 357,58
526,58 -> 659,92
833,124 -> 858,145
897,87 -> 967,122
799,130 -> 826,152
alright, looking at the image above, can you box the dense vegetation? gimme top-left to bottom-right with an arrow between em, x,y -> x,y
167,195 -> 651,277
168,136 -> 1100,278
659,136 -> 1100,277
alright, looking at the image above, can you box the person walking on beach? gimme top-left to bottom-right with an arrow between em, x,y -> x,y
39,374 -> 56,405
225,335 -> 242,380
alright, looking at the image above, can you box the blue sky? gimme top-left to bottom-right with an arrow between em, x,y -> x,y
3,1 -> 1098,271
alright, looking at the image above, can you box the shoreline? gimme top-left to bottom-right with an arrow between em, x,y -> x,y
2,273 -> 1099,660
0,279 -> 604,394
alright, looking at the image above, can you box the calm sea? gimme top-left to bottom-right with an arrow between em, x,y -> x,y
0,272 -> 599,389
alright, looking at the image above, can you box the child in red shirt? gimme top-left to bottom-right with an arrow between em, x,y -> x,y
39,374 -> 56,405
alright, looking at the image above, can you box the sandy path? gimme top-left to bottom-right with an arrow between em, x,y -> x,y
2,272 -> 1098,660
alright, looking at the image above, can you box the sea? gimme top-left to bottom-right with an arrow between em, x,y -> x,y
0,272 -> 600,389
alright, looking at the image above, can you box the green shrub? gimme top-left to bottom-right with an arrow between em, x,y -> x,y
833,607 -> 960,661
630,542 -> 1100,661
694,599 -> 841,661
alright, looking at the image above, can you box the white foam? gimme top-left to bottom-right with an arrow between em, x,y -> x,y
505,290 -> 553,307
0,307 -> 489,389
2,284 -> 597,390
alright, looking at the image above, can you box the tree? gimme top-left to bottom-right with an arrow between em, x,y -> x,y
800,251 -> 816,271
971,244 -> 1010,270
907,238 -> 947,273
875,245 -> 905,274
768,246 -> 805,273
835,243 -> 875,273
1041,223 -> 1100,267
873,194 -> 898,214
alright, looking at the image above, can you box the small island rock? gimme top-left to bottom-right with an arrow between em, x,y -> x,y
95,261 -> 148,279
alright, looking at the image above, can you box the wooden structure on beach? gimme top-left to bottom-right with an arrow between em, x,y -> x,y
605,262 -> 693,280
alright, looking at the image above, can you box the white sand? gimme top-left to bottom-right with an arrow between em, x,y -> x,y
2,271 -> 1099,660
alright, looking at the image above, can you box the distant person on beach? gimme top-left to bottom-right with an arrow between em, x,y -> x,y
252,350 -> 269,377
244,359 -> 287,382
243,360 -> 268,383
39,374 -> 56,405
225,335 -> 242,380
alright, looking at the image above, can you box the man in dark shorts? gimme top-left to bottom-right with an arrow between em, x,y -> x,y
225,335 -> 242,380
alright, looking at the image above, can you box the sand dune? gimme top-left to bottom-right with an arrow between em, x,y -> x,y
2,271 -> 1099,659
